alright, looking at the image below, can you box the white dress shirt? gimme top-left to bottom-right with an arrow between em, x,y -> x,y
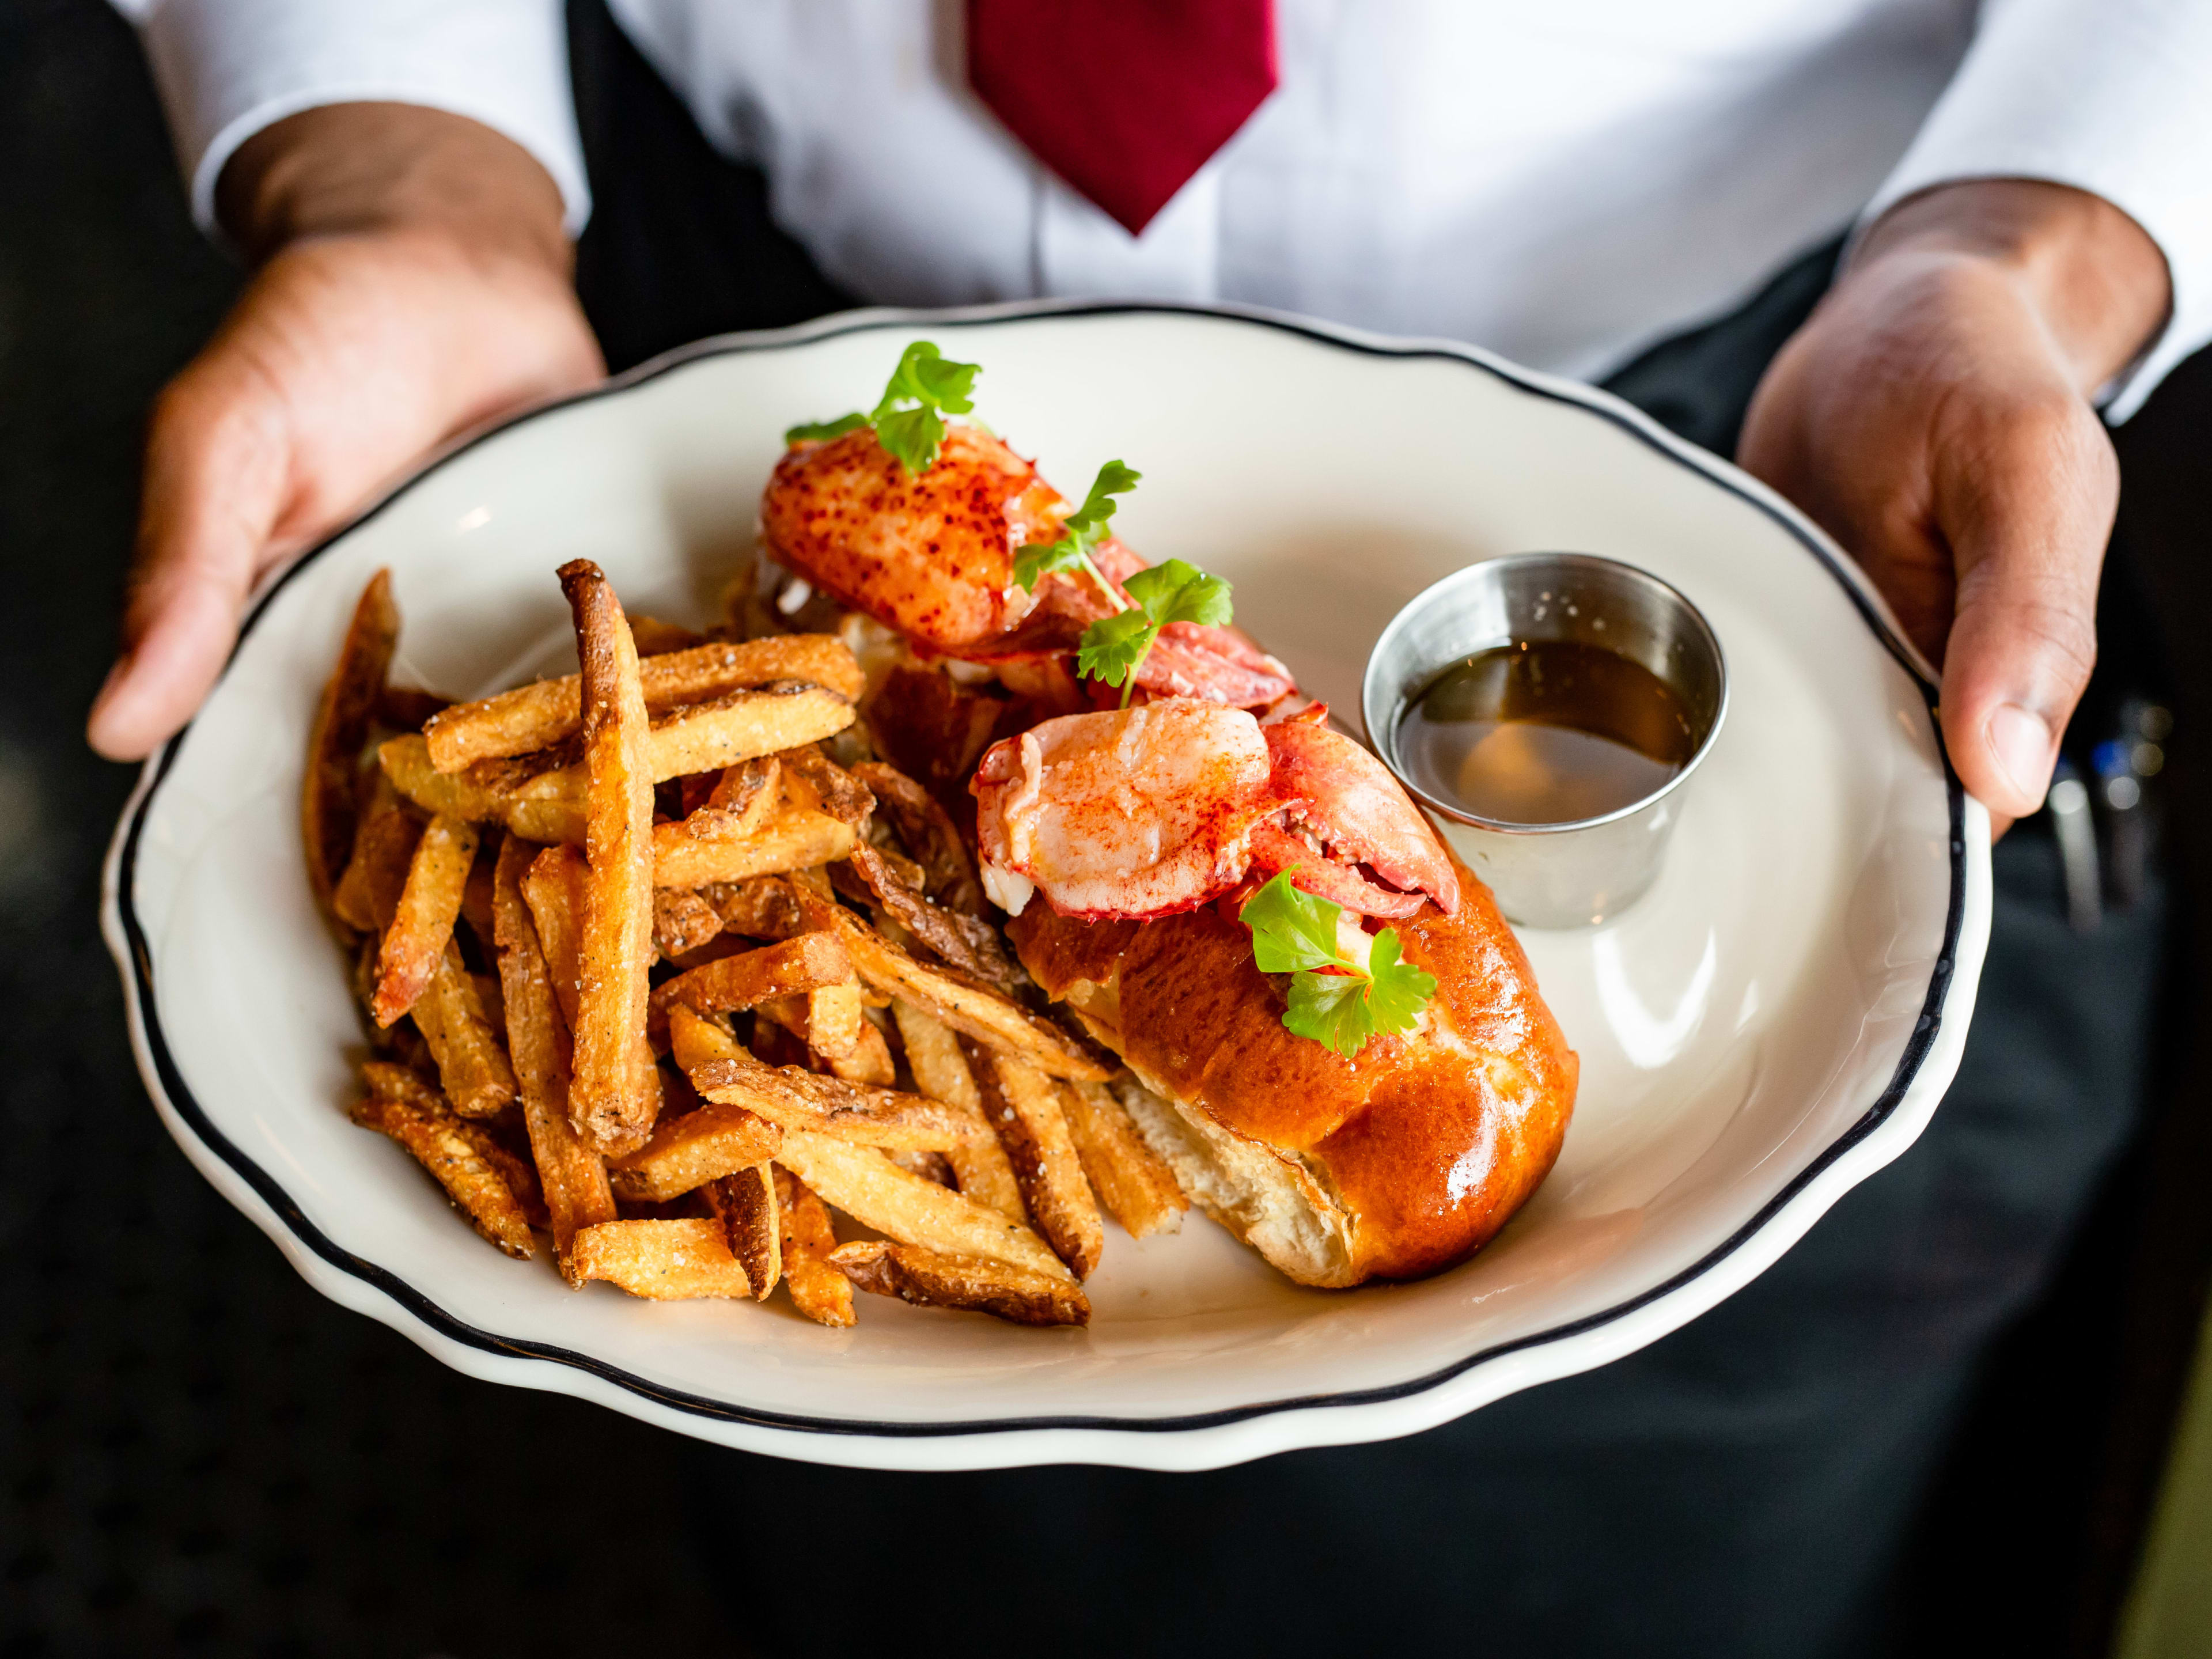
120,0 -> 2212,418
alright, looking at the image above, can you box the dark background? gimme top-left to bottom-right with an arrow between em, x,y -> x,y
5,2 -> 2209,1653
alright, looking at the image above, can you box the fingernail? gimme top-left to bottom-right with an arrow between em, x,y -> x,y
1988,703 -> 2054,807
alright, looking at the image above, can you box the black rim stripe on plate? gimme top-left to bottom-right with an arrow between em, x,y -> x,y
115,301 -> 1969,1442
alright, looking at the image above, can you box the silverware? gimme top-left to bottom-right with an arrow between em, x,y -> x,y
1362,552 -> 1727,928
2046,762 -> 2101,934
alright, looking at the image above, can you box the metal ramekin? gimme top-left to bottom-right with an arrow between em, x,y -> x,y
1362,553 -> 1728,929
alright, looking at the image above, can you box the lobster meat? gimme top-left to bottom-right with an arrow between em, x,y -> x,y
972,699 -> 1460,923
760,423 -> 1296,710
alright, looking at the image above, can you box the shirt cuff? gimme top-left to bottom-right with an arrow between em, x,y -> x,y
129,0 -> 590,243
1860,0 -> 2212,421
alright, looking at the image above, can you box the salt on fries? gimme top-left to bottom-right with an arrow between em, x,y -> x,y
306,562 -> 1207,1330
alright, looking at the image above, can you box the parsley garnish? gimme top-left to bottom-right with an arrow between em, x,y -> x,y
784,412 -> 869,444
1238,870 -> 1437,1058
1007,461 -> 1234,706
783,340 -> 982,476
1013,460 -> 1142,594
1075,558 -> 1233,706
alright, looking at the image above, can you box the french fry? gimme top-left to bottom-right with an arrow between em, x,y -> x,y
370,813 -> 479,1026
469,1126 -> 550,1229
652,802 -> 855,890
521,844 -> 587,1030
647,931 -> 849,1049
753,976 -> 863,1062
569,1219 -> 752,1300
774,1128 -> 1070,1282
652,888 -> 725,957
605,1103 -> 782,1203
823,1010 -> 893,1083
490,835 -> 615,1265
686,1052 -> 978,1153
704,755 -> 781,831
368,985 -> 437,1073
844,840 -> 1014,988
888,1149 -> 957,1187
380,729 -> 504,815
853,760 -> 984,914
351,1081 -> 535,1259
408,941 -> 518,1119
661,757 -> 783,861
777,744 -> 874,824
704,876 -> 808,941
889,1000 -> 974,1104
627,615 -> 706,656
814,982 -> 862,1057
706,1164 -> 781,1300
1060,1080 -> 1187,1240
359,1058 -> 445,1111
331,775 -> 420,934
967,1046 -> 1104,1279
892,1001 -> 1024,1221
448,741 -> 586,805
559,559 -> 659,1156
303,569 -> 399,915
830,908 -> 1109,1082
362,1058 -> 523,1236
830,1241 -> 1089,1327
774,1166 -> 854,1327
357,1063 -> 510,1247
642,685 -> 854,780
846,839 -> 927,895
401,692 -> 851,838
423,633 -> 865,772
666,1002 -> 749,1074
379,732 -> 586,844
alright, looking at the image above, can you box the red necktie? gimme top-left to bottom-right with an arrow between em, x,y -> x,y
967,0 -> 1278,236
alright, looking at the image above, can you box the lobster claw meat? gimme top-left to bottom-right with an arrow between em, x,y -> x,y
972,699 -> 1458,923
1259,718 -> 1460,918
760,425 -> 1296,709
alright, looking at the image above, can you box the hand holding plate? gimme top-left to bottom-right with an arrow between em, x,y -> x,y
1738,179 -> 2169,834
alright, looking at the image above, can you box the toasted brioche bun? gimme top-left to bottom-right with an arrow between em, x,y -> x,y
1007,854 -> 1577,1287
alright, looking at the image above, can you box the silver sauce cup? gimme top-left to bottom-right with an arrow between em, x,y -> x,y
1361,553 -> 1728,929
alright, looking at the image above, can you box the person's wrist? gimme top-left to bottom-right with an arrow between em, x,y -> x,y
214,102 -> 573,281
1850,179 -> 2171,396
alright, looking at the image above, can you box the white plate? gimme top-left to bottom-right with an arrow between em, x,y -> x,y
103,302 -> 1990,1472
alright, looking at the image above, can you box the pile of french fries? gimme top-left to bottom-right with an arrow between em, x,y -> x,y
304,560 -> 1190,1328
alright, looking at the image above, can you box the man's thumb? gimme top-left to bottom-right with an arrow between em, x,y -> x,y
1934,412 -> 2109,823
88,366 -> 290,760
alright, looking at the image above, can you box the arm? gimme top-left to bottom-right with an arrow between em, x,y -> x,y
1740,0 -> 2211,832
91,1 -> 601,759
1740,180 -> 2167,832
87,107 -> 603,758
